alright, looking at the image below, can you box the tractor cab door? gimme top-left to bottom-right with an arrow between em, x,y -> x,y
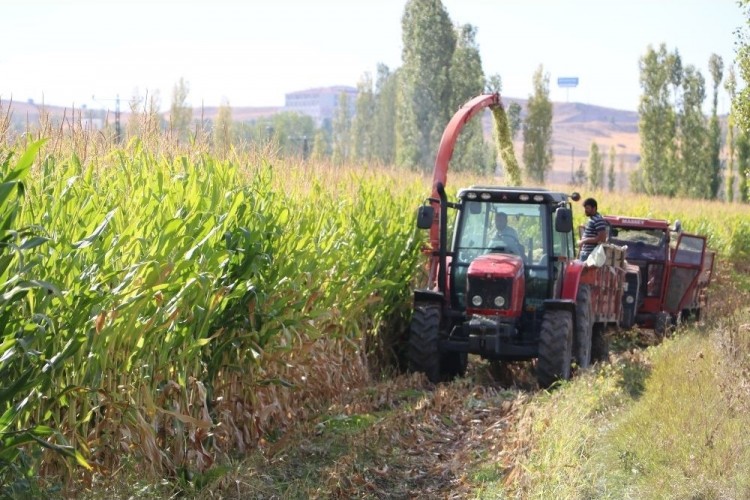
663,233 -> 706,314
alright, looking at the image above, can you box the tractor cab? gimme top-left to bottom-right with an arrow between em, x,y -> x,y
448,187 -> 576,321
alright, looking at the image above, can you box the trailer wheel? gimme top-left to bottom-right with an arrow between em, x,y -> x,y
654,311 -> 672,339
537,309 -> 574,388
574,285 -> 593,370
591,323 -> 609,363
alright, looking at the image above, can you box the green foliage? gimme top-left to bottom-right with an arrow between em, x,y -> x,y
588,142 -> 604,190
678,65 -> 710,198
237,111 -> 316,158
351,73 -> 376,162
733,1 -> 750,134
170,77 -> 193,142
506,102 -> 522,140
448,24 -> 490,173
607,145 -> 616,192
708,54 -> 724,199
332,92 -> 352,164
485,73 -> 502,94
738,131 -> 750,203
0,140 -> 91,493
522,65 -> 553,184
725,66 -> 738,202
212,99 -> 233,158
372,64 -> 398,165
0,139 -> 427,488
636,44 -> 680,196
397,0 -> 456,171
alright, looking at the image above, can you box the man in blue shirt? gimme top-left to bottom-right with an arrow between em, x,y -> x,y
579,198 -> 607,261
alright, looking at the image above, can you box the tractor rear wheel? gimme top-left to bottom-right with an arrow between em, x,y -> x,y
537,309 -> 574,388
408,305 -> 441,383
574,285 -> 593,370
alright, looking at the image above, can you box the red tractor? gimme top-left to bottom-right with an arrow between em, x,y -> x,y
604,216 -> 715,335
407,94 -> 640,387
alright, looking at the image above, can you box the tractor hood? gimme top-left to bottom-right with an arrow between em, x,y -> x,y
466,253 -> 525,317
468,253 -> 524,278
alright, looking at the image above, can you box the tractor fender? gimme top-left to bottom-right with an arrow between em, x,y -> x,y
560,259 -> 586,301
414,288 -> 444,306
543,298 -> 576,315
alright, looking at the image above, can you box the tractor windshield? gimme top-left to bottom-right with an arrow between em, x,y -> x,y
454,201 -> 548,265
610,227 -> 668,261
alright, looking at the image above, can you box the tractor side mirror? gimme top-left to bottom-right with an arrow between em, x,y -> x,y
555,207 -> 573,233
416,205 -> 435,229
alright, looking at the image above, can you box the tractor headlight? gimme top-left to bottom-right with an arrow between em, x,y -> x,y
494,296 -> 506,308
471,295 -> 483,307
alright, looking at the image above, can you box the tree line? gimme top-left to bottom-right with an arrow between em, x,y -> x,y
136,0 -> 750,202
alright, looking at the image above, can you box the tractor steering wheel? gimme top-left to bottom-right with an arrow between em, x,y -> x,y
489,234 -> 521,255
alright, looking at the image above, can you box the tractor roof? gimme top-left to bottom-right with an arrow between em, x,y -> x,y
458,186 -> 573,205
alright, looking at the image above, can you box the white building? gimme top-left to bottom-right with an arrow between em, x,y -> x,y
284,86 -> 357,125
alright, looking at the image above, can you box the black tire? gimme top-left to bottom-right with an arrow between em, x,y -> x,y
408,305 -> 441,383
654,311 -> 671,339
489,360 -> 513,385
441,348 -> 468,380
574,285 -> 593,370
621,272 -> 639,330
591,323 -> 609,363
537,309 -> 574,389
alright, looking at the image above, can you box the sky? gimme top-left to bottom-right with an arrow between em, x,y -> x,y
1,0 -> 746,114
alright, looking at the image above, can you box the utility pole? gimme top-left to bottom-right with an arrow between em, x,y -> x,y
92,94 -> 123,143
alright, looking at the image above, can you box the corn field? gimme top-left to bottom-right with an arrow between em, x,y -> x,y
0,135 -> 427,494
2,113 -> 750,495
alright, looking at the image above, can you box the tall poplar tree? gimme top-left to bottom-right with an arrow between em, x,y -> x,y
351,73 -> 376,162
213,99 -> 233,158
332,92 -> 352,165
522,65 -> 553,183
373,64 -> 398,166
677,66 -> 710,199
637,44 -> 680,196
734,0 -> 750,133
725,66 -> 738,202
170,77 -> 193,142
448,24 -> 490,173
398,0 -> 456,171
507,102 -> 522,139
708,54 -> 724,199
608,146 -> 616,192
588,142 -> 604,190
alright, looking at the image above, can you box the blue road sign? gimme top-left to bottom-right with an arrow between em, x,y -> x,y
557,77 -> 579,88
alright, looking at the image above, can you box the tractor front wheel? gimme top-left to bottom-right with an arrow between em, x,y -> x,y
537,309 -> 574,388
408,305 -> 442,383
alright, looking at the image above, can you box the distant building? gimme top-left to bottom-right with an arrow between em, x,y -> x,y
284,86 -> 357,125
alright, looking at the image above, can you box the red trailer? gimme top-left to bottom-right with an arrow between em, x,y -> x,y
604,216 -> 715,335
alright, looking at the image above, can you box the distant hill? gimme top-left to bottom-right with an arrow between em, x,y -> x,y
488,99 -> 641,186
2,97 -> 640,185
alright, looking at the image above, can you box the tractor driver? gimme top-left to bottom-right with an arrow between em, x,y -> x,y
490,211 -> 523,256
